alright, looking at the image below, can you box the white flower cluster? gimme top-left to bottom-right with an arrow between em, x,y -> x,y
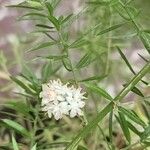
39,79 -> 86,120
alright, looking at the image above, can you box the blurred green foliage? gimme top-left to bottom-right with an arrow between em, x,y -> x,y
0,0 -> 150,150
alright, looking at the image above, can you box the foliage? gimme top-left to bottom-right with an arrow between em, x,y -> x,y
0,0 -> 150,150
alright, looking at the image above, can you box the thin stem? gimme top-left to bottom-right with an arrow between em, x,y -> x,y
66,48 -> 78,86
114,61 -> 150,102
65,102 -> 114,150
119,1 -> 150,54
119,0 -> 140,31
66,60 -> 149,149
30,116 -> 38,148
109,111 -> 115,150
58,28 -> 78,86
30,105 -> 40,148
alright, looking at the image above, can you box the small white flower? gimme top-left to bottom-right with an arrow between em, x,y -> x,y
40,79 -> 86,120
69,100 -> 85,118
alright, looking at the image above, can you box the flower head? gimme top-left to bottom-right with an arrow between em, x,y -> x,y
39,79 -> 86,120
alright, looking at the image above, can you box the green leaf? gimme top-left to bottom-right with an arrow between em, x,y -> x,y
109,0 -> 118,6
18,13 -> 47,20
139,32 -> 150,54
31,29 -> 56,33
1,119 -> 30,137
61,14 -> 73,24
48,15 -> 60,31
117,111 -> 131,143
62,58 -> 72,71
21,64 -> 39,85
76,52 -> 92,69
11,75 -> 36,92
58,15 -> 64,22
126,6 -> 140,20
79,75 -> 106,82
31,143 -> 37,150
117,46 -> 135,74
27,42 -> 55,52
10,76 -> 36,95
65,102 -> 113,150
7,4 -> 43,10
127,121 -> 141,136
130,86 -> 145,97
51,0 -> 61,9
141,125 -> 150,140
45,2 -> 53,16
117,47 -> 148,85
41,62 -> 60,83
6,101 -> 31,117
119,106 -> 146,127
114,3 -> 130,20
26,0 -> 42,8
12,135 -> 19,150
41,55 -> 68,60
141,102 -> 150,120
69,39 -> 88,49
97,23 -> 125,36
118,2 -> 150,54
69,23 -> 101,49
41,61 -> 52,82
123,84 -> 144,97
138,53 -> 149,62
114,61 -> 150,102
84,83 -> 113,101
143,30 -> 150,34
35,24 -> 54,29
43,32 -> 57,41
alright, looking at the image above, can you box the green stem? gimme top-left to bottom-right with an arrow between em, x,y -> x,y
114,61 -> 150,102
65,102 -> 114,150
30,105 -> 40,148
120,1 -> 150,54
66,48 -> 78,86
58,29 -> 78,86
65,61 -> 150,150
